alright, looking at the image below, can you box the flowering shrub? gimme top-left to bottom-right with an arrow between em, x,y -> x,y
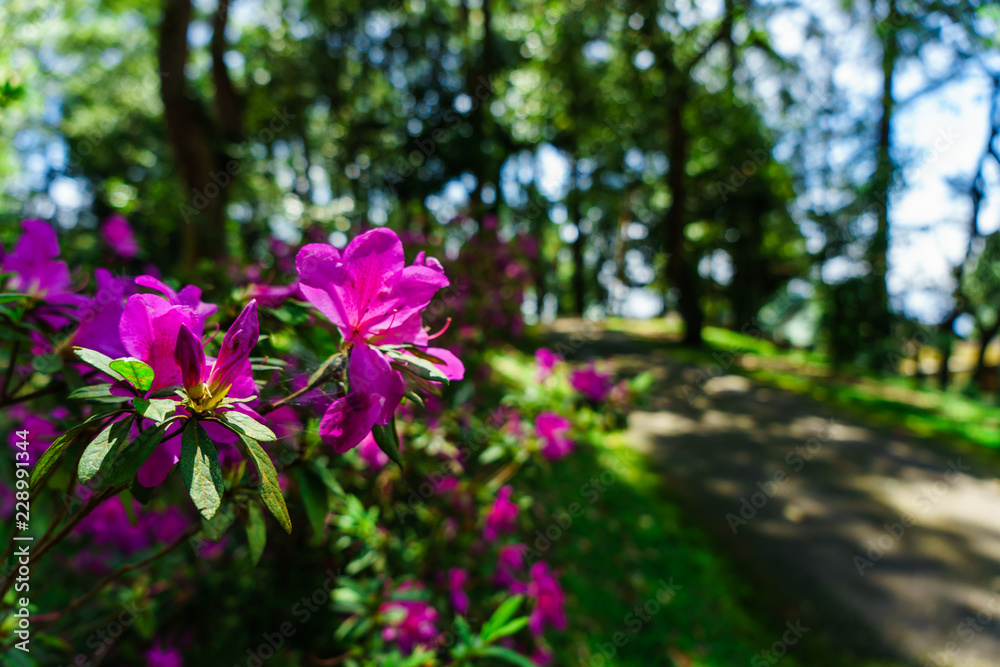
0,219 -> 646,666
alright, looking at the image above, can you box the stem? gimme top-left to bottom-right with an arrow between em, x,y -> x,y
0,383 -> 64,410
30,525 -> 199,629
260,356 -> 345,415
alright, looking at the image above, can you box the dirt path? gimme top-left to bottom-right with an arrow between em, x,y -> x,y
549,323 -> 1000,667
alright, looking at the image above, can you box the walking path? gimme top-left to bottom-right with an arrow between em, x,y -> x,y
550,322 -> 1000,667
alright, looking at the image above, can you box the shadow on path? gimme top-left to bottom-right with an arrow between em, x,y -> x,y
546,321 -> 1000,667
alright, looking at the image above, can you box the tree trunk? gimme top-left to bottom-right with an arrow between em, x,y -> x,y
569,159 -> 586,315
664,83 -> 703,345
158,0 -> 242,268
868,0 -> 898,343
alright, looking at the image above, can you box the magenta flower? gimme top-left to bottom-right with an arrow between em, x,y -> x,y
134,275 -> 218,324
116,296 -> 260,487
145,642 -> 183,667
536,412 -> 573,460
569,362 -> 614,402
296,229 -> 464,453
173,300 -> 259,410
495,543 -> 527,588
1,219 -> 87,327
379,583 -> 439,655
534,348 -> 562,382
74,497 -> 153,555
484,485 -> 519,541
245,281 -> 303,308
526,563 -> 567,635
101,214 -> 140,259
357,432 -> 389,469
448,568 -> 470,615
72,269 -> 135,359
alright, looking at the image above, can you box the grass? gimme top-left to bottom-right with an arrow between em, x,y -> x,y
488,349 -> 909,667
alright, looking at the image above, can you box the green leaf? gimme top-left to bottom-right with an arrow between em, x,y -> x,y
482,617 -> 529,644
482,595 -> 524,641
386,351 -> 449,383
216,410 -> 277,442
109,357 -> 155,393
180,421 -> 225,520
237,434 -> 291,533
103,420 -> 174,488
245,501 -> 266,566
0,293 -> 26,304
32,354 -> 62,374
68,383 -> 125,401
73,347 -> 125,381
30,409 -> 125,486
371,417 -> 403,470
296,468 -> 329,540
134,397 -> 176,423
475,647 -> 537,667
310,460 -> 345,498
202,501 -> 237,541
130,477 -> 154,504
78,416 -> 133,484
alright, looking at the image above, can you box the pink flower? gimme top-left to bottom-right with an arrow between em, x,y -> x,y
296,229 -> 464,453
145,642 -> 182,667
245,281 -> 303,308
101,214 -> 139,259
1,219 -> 87,327
535,412 -> 573,460
526,563 -> 567,635
534,348 -> 562,382
73,269 -> 135,359
569,362 -> 613,402
449,568 -> 469,615
173,300 -> 259,408
484,486 -> 519,541
357,432 -> 389,468
267,405 -> 303,443
531,646 -> 554,665
379,583 -> 439,655
495,544 -> 527,588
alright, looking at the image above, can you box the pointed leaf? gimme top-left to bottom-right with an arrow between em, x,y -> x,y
371,416 -> 402,470
216,410 -> 277,442
109,357 -> 155,393
68,383 -> 124,401
73,347 -> 125,381
482,595 -> 524,641
103,419 -> 174,488
476,647 -> 537,667
31,409 -> 125,486
180,421 -> 225,520
237,434 -> 291,533
134,397 -> 176,423
246,501 -> 266,566
78,416 -> 133,484
482,617 -> 529,644
296,468 -> 329,540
